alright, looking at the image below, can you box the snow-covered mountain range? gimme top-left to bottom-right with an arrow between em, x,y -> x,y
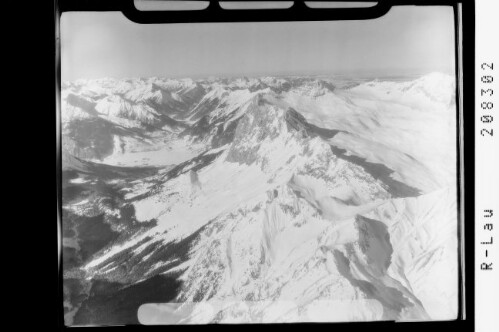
61,73 -> 458,325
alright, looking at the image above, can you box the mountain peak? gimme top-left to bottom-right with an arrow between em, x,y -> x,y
225,96 -> 289,166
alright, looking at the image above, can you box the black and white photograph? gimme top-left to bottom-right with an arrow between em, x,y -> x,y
58,1 -> 463,326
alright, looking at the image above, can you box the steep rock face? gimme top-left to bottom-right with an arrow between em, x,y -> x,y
326,215 -> 430,321
285,108 -> 341,139
363,187 -> 458,320
223,94 -> 343,174
180,88 -> 262,149
225,98 -> 286,167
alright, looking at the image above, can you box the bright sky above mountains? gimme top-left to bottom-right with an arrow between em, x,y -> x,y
60,6 -> 455,81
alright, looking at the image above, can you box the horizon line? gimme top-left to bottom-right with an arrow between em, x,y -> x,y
62,69 -> 455,83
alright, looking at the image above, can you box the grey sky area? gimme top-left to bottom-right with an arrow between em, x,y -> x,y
60,6 -> 455,81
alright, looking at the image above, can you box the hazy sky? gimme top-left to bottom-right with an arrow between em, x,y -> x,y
60,6 -> 455,81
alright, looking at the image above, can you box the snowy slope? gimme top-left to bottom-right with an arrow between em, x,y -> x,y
62,73 -> 458,325
281,72 -> 456,192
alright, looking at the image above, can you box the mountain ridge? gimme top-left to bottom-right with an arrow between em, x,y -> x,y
61,73 -> 458,324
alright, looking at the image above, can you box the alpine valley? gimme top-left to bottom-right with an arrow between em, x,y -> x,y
61,73 -> 459,325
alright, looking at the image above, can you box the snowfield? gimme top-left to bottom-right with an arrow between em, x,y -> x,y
61,73 -> 459,325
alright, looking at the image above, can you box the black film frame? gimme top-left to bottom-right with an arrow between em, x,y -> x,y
55,0 -> 475,330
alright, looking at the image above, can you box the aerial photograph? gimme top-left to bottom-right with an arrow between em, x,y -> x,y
60,5 -> 459,325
